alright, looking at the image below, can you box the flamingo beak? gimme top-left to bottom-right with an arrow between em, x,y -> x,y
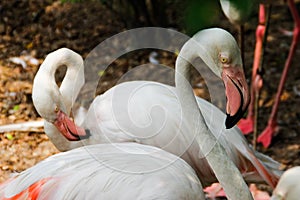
221,65 -> 250,129
53,110 -> 87,141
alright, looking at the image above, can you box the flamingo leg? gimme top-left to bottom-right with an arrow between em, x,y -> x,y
258,0 -> 300,148
238,4 -> 266,135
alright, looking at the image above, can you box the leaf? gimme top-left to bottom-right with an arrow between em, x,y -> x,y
98,70 -> 105,77
13,105 -> 20,111
280,91 -> 290,102
5,133 -> 14,140
26,42 -> 33,49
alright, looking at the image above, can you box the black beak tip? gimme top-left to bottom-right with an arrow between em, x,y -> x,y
225,114 -> 237,129
225,107 -> 245,129
79,129 -> 91,140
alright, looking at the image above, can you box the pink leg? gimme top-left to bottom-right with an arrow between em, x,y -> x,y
258,0 -> 300,148
203,183 -> 226,199
238,4 -> 266,135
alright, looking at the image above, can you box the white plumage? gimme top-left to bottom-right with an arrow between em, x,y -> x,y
0,143 -> 204,200
29,28 -> 283,199
271,166 -> 300,200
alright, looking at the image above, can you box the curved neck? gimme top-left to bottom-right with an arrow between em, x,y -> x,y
42,48 -> 84,115
175,38 -> 252,199
175,38 -> 214,135
35,48 -> 85,151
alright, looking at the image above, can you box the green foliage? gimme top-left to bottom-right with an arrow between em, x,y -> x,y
228,0 -> 254,15
5,133 -> 14,140
184,0 -> 220,35
13,105 -> 20,111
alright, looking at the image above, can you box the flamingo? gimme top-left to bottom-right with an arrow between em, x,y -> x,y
257,0 -> 300,148
220,0 -> 300,148
271,166 -> 300,200
0,142 -> 205,199
32,28 -> 281,197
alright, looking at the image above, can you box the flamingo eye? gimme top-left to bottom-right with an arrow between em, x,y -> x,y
220,56 -> 229,64
54,106 -> 59,113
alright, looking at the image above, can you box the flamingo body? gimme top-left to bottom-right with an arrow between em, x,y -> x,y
0,143 -> 204,200
271,166 -> 300,200
32,28 -> 281,198
82,80 -> 281,187
33,51 -> 281,188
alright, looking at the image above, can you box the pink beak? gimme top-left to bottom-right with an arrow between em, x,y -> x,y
53,110 -> 87,141
222,65 -> 250,129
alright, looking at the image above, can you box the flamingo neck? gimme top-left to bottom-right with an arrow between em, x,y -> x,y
175,38 -> 253,199
175,41 -> 214,151
37,48 -> 85,151
43,49 -> 84,115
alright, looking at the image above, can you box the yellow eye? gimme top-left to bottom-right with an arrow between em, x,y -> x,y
54,106 -> 59,113
220,57 -> 228,64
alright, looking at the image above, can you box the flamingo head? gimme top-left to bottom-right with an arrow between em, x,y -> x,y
52,109 -> 87,141
32,83 -> 87,141
193,28 -> 250,128
219,54 -> 250,129
32,48 -> 88,141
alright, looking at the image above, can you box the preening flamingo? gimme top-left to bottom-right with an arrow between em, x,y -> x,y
221,0 -> 300,148
0,143 -> 205,199
33,28 -> 281,193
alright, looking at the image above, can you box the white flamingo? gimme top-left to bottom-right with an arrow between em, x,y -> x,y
271,166 -> 300,200
0,142 -> 205,199
32,28 -> 281,198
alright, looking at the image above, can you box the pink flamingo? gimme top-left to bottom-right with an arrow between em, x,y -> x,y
257,0 -> 300,148
222,0 -> 300,148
